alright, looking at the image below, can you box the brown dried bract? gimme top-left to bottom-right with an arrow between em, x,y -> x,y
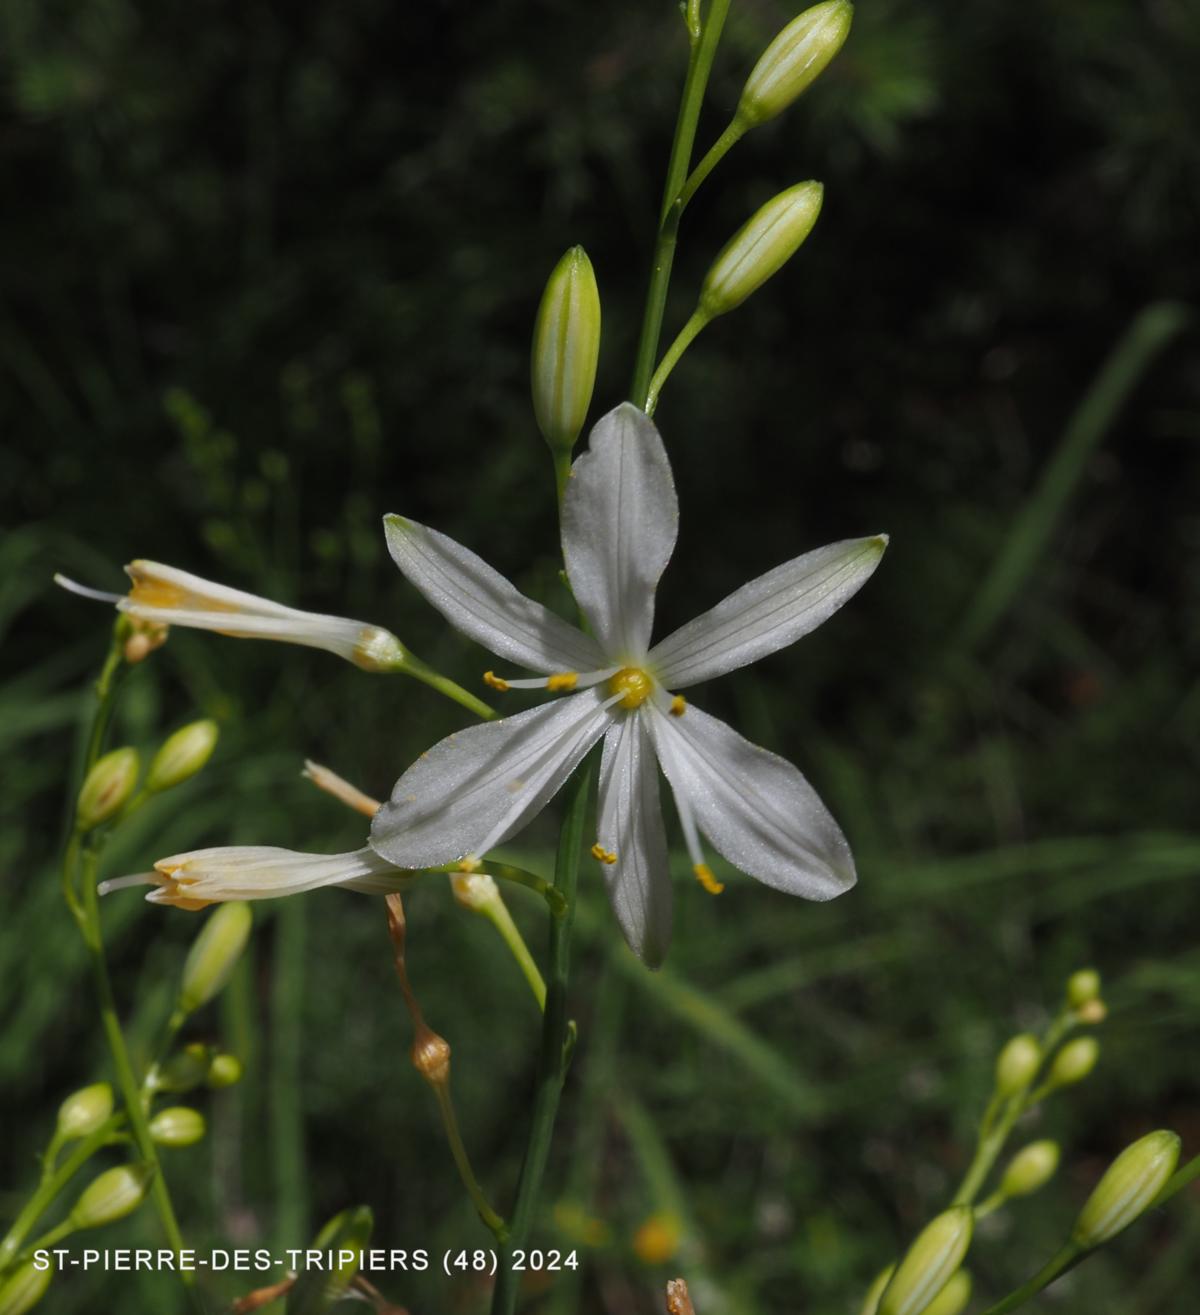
666,1277 -> 696,1315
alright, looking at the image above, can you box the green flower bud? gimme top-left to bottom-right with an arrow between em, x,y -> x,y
144,720 -> 219,794
149,1106 -> 206,1148
180,902 -> 252,1013
207,1053 -> 243,1089
0,1261 -> 52,1315
878,1206 -> 974,1315
699,182 -> 824,319
739,0 -> 854,127
157,1043 -> 211,1094
921,1269 -> 972,1315
69,1165 -> 148,1230
1048,1037 -> 1099,1090
858,1264 -> 895,1315
76,747 -> 139,830
531,246 -> 601,453
56,1083 -> 113,1142
1000,1141 -> 1060,1198
1072,1130 -> 1180,1249
995,1033 -> 1041,1096
1067,969 -> 1101,1009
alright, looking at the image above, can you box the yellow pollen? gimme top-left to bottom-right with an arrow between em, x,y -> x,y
669,695 -> 687,716
590,843 -> 618,865
608,666 -> 654,710
128,577 -> 188,610
546,671 -> 578,691
457,857 -> 482,874
693,863 -> 724,895
483,671 -> 510,692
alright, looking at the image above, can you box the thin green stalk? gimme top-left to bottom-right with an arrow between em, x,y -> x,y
0,1119 -> 122,1270
1156,1152 -> 1200,1205
270,899 -> 308,1251
477,896 -> 547,1012
77,847 -> 193,1279
489,763 -> 591,1315
645,311 -> 709,417
677,116 -> 747,213
431,1083 -> 509,1242
402,653 -> 496,721
974,1244 -> 1081,1315
630,0 -> 733,408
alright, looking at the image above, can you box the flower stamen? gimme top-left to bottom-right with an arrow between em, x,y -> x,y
483,671 -> 510,692
693,863 -> 725,895
591,843 -> 618,865
669,695 -> 687,716
546,672 -> 579,691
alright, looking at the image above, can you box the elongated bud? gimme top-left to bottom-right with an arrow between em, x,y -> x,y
921,1269 -> 971,1315
699,183 -> 823,319
145,720 -> 219,794
180,902 -> 252,1013
858,1264 -> 895,1315
994,1033 -> 1041,1096
878,1206 -> 974,1315
207,1053 -> 243,1088
1048,1037 -> 1099,1090
56,1083 -> 114,1142
739,0 -> 854,127
149,1106 -> 206,1148
69,1165 -> 148,1229
76,747 -> 139,830
1000,1141 -> 1060,1198
1072,1130 -> 1180,1249
0,1262 -> 53,1315
531,246 -> 601,453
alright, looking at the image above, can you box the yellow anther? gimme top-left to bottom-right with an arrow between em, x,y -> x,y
608,666 -> 654,710
483,671 -> 510,692
128,577 -> 188,610
546,671 -> 579,691
456,856 -> 482,874
669,695 -> 687,716
693,863 -> 724,895
590,843 -> 618,865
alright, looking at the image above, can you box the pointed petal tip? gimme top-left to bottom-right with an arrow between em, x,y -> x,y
872,533 -> 889,550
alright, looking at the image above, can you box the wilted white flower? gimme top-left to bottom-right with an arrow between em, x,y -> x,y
371,403 -> 886,965
55,561 -> 406,671
100,846 -> 414,910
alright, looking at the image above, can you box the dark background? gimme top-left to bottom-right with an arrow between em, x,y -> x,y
2,0 -> 1198,1311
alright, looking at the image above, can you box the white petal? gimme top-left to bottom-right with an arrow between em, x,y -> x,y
370,690 -> 612,868
596,714 -> 672,966
646,703 -> 854,899
125,560 -> 305,618
561,403 -> 678,659
649,535 -> 887,689
145,846 -> 406,906
384,515 -> 603,674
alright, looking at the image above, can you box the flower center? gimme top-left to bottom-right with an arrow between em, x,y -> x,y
608,666 -> 654,709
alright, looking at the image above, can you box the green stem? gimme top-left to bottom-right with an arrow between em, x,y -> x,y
432,1082 -> 509,1242
489,763 -> 591,1315
677,116 -> 747,213
629,0 -> 733,408
1156,1152 -> 1200,1205
645,311 -> 710,417
974,1244 -> 1081,1315
270,899 -> 308,1251
0,1119 -> 121,1270
401,653 -> 497,721
953,1098 -> 1021,1205
78,847 -> 192,1278
477,893 -> 547,1012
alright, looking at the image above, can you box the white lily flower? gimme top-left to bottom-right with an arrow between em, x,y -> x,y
99,846 -> 413,910
55,561 -> 406,672
371,402 -> 887,965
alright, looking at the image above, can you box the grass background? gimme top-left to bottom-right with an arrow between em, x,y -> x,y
2,0 -> 1198,1310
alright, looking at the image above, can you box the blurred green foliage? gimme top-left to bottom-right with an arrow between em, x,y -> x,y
2,0 -> 1198,1312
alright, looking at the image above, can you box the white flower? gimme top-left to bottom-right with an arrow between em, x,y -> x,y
99,846 -> 412,910
55,561 -> 406,671
370,403 -> 886,965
